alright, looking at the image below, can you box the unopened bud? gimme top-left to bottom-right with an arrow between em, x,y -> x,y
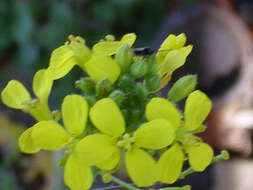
130,60 -> 148,78
102,173 -> 112,183
105,34 -> 115,41
116,45 -> 134,72
118,74 -> 134,92
134,83 -> 148,100
145,74 -> 160,92
109,90 -> 125,105
75,77 -> 95,94
168,75 -> 197,102
96,78 -> 112,97
146,55 -> 158,75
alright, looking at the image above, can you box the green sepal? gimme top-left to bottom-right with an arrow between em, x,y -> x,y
130,60 -> 148,78
76,77 -> 96,94
58,153 -> 70,167
145,74 -> 160,92
117,74 -> 134,92
109,90 -> 125,105
116,44 -> 134,72
95,77 -> 112,97
134,83 -> 148,100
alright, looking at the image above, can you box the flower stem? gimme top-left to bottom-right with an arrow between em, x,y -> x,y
109,175 -> 141,190
179,150 -> 229,179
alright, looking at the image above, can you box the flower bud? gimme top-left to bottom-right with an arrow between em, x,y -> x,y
146,55 -> 158,75
96,78 -> 112,97
109,90 -> 125,105
145,74 -> 160,92
117,74 -> 134,92
130,60 -> 148,78
75,77 -> 95,94
168,75 -> 197,102
116,44 -> 134,72
134,83 -> 148,100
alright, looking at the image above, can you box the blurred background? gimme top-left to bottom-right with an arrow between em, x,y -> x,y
1,0 -> 253,189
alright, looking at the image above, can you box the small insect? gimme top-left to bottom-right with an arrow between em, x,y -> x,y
133,47 -> 155,55
133,46 -> 169,56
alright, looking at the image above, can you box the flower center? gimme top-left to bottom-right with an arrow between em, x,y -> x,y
116,133 -> 135,151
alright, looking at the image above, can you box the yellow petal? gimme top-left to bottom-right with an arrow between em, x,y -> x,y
126,148 -> 158,187
146,97 -> 181,129
29,102 -> 52,121
184,90 -> 212,131
96,147 -> 121,170
89,98 -> 125,137
76,134 -> 118,166
85,56 -> 121,84
134,119 -> 175,149
19,127 -> 40,153
32,69 -> 53,103
157,33 -> 186,64
64,153 -> 93,190
93,41 -> 123,56
120,33 -> 136,47
47,45 -> 76,80
1,80 -> 31,109
62,95 -> 88,136
186,142 -> 213,172
92,33 -> 136,56
31,120 -> 71,150
158,144 -> 184,184
158,45 -> 193,77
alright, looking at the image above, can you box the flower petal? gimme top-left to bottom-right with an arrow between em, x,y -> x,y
184,90 -> 212,131
29,102 -> 52,121
19,128 -> 40,153
134,119 -> 175,149
85,56 -> 121,84
158,144 -> 184,184
186,142 -> 213,172
62,95 -> 88,136
93,41 -> 123,56
120,33 -> 136,47
158,45 -> 193,77
64,153 -> 93,190
146,97 -> 181,129
31,121 -> 71,150
47,45 -> 77,80
157,34 -> 186,64
1,80 -> 31,109
126,148 -> 158,187
33,69 -> 53,103
76,134 -> 118,166
96,147 -> 121,170
89,98 -> 125,137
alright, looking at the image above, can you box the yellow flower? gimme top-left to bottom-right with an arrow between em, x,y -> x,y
47,35 -> 92,80
1,69 -> 53,121
76,98 -> 175,187
20,94 -> 92,190
156,33 -> 193,88
145,90 -> 213,184
92,33 -> 136,56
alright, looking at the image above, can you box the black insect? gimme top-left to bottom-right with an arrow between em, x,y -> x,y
133,47 -> 155,55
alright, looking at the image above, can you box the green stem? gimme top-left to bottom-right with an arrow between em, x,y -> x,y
179,150 -> 229,179
110,175 -> 141,190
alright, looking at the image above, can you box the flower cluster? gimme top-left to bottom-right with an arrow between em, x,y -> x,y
1,33 -> 228,190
